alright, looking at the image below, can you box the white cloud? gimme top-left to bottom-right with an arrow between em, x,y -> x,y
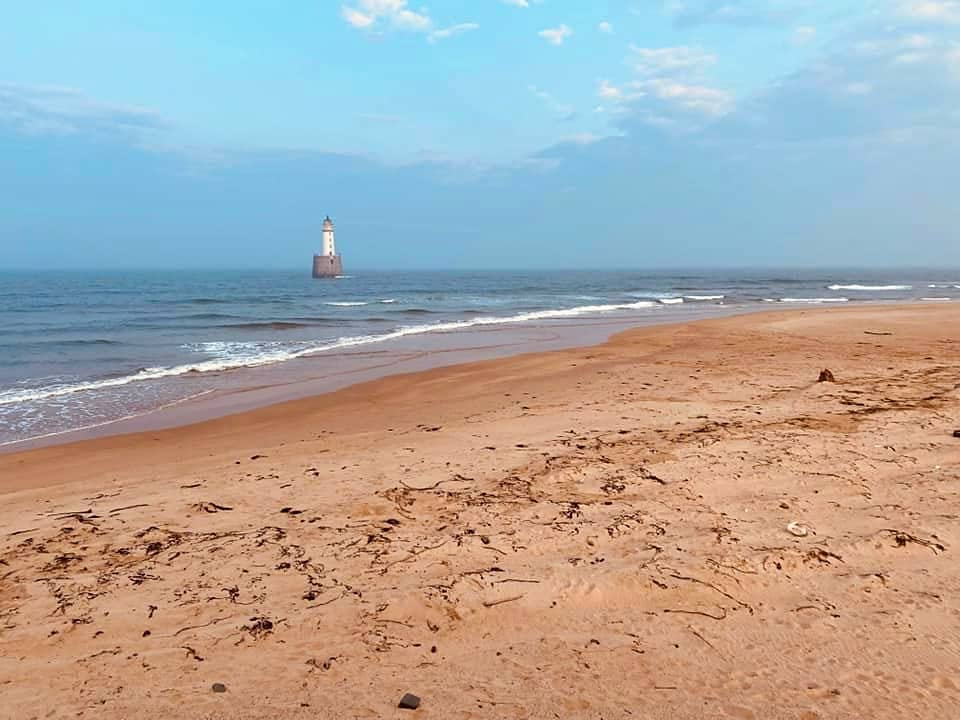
598,80 -> 622,100
631,79 -> 733,116
529,85 -> 575,119
898,1 -> 960,23
341,1 -> 477,41
429,23 -> 480,43
850,32 -> 947,66
539,25 -> 573,45
598,21 -> 614,33
341,0 -> 432,33
342,7 -> 377,28
630,46 -> 717,76
394,8 -> 431,30
596,76 -> 731,118
793,25 -> 816,45
502,0 -> 529,6
602,44 -> 734,124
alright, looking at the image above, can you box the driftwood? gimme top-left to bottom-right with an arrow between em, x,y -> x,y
482,595 -> 524,608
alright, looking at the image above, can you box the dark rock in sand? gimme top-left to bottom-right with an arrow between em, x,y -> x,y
818,369 -> 836,383
211,683 -> 227,693
953,430 -> 960,438
398,693 -> 421,710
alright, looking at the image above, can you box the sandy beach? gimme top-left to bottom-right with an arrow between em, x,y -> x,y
1,303 -> 959,719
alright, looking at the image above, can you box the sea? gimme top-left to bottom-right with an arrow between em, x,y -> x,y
2,269 -> 958,449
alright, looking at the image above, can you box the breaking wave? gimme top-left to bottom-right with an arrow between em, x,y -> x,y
325,299 -> 397,307
765,298 -> 850,304
0,300 -> 658,407
827,284 -> 912,291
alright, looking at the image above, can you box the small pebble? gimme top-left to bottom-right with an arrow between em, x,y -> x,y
953,430 -> 960,438
398,693 -> 421,710
212,683 -> 227,693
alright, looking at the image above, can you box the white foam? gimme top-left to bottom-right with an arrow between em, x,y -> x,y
827,284 -> 911,291
776,298 -> 850,304
0,390 -> 216,448
0,300 -> 659,407
658,297 -> 684,305
920,297 -> 952,302
684,295 -> 725,301
325,301 -> 369,307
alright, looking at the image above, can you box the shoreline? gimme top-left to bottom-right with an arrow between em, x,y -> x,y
1,303 -> 746,455
2,302 -> 959,719
2,298 -> 949,456
0,300 -> 950,487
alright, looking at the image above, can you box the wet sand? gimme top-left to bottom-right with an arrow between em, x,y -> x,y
1,303 -> 959,719
2,304 -> 741,453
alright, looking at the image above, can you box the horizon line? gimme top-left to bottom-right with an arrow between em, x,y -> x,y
3,266 -> 960,274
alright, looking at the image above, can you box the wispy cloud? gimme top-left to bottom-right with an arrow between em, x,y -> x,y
341,0 -> 480,40
429,22 -> 480,43
598,80 -> 622,100
539,25 -> 573,45
714,21 -> 960,145
897,0 -> 960,23
341,0 -> 432,31
529,85 -> 576,120
664,0 -> 812,27
597,45 -> 733,124
630,46 -> 718,76
598,21 -> 614,33
638,79 -> 733,116
0,82 -> 165,138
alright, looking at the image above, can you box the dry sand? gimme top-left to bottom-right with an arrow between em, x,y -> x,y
1,304 -> 959,719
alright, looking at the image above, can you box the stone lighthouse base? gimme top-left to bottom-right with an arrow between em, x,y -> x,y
312,254 -> 344,279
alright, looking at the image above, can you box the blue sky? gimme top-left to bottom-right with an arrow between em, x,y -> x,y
1,1 -> 958,269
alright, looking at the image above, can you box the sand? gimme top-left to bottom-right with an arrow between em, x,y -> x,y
1,303 -> 959,719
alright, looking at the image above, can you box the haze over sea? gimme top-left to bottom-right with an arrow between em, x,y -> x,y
2,268 -> 959,447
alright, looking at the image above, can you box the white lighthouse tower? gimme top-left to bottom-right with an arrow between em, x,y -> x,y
322,216 -> 336,256
312,215 -> 344,278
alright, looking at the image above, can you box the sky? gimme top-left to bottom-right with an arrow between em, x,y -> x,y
1,0 -> 958,270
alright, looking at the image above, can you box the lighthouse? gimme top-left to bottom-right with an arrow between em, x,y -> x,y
312,215 -> 344,279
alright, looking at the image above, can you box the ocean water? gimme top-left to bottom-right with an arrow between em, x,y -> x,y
1,269 -> 958,447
